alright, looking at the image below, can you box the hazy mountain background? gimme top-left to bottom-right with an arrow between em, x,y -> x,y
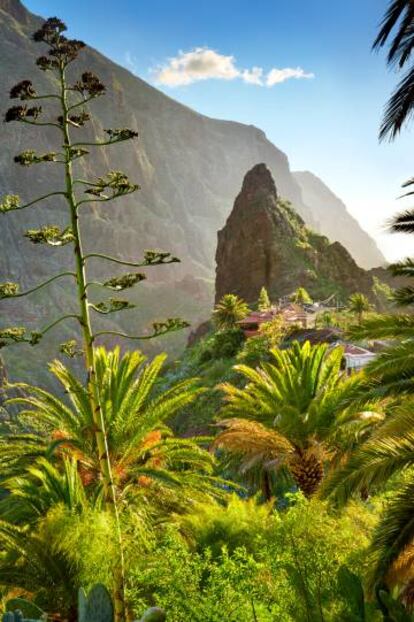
0,0 -> 385,384
293,171 -> 384,270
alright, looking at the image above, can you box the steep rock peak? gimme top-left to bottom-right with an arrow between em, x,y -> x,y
215,164 -> 383,305
240,162 -> 278,202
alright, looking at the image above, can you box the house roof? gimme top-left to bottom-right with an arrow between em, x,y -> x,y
280,302 -> 303,314
342,344 -> 375,357
287,327 -> 342,345
238,303 -> 315,327
237,309 -> 278,325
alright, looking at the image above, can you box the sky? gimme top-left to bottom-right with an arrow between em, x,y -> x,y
24,0 -> 414,262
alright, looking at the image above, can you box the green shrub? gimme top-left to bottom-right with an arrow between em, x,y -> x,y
198,328 -> 245,363
237,315 -> 286,367
128,531 -> 269,622
179,495 -> 273,557
237,333 -> 271,366
259,494 -> 377,621
128,495 -> 377,622
159,335 -> 244,434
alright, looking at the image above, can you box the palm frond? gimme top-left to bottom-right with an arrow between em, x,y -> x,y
368,475 -> 414,589
313,372 -> 373,439
348,313 -> 414,340
392,287 -> 414,306
380,64 -> 414,140
0,457 -> 92,524
373,1 -> 414,65
390,209 -> 414,233
322,402 -> 414,505
0,433 -> 48,481
364,341 -> 414,393
213,418 -> 294,471
389,257 -> 414,278
113,352 -> 166,432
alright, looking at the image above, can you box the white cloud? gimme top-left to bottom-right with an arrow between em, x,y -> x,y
124,51 -> 138,74
266,66 -> 315,86
152,47 -> 314,88
241,66 -> 263,85
154,48 -> 239,86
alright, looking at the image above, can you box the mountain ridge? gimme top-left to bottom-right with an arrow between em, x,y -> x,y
0,0 -> 386,383
293,171 -> 384,269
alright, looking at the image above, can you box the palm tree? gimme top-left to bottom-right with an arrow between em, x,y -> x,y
257,286 -> 271,311
213,341 -> 376,498
0,457 -> 92,526
339,265 -> 414,604
0,349 -> 229,617
348,314 -> 414,398
343,1 -> 414,603
348,292 -> 372,324
0,455 -> 155,618
321,400 -> 414,599
213,294 -> 250,329
0,459 -> 95,620
290,287 -> 312,305
2,347 -> 222,517
374,0 -> 414,140
0,518 -> 80,620
325,220 -> 414,601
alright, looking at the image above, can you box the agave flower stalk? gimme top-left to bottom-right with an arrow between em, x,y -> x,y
0,16 -> 188,621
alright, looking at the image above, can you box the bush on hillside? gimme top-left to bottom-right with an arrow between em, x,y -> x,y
128,495 -> 378,622
179,495 -> 273,557
198,328 -> 245,363
237,315 -> 286,366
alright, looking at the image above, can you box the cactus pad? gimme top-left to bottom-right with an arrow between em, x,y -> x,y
84,583 -> 114,622
138,607 -> 167,622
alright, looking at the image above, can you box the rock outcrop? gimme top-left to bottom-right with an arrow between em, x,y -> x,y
215,164 -> 389,304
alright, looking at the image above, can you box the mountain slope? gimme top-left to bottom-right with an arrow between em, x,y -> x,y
294,171 -> 385,269
0,0 -> 385,382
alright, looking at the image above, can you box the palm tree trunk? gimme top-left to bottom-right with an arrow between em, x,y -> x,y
261,470 -> 272,501
289,450 -> 324,498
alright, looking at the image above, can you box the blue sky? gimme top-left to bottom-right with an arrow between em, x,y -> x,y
24,0 -> 414,262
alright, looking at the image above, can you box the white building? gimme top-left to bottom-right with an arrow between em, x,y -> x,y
342,344 -> 377,374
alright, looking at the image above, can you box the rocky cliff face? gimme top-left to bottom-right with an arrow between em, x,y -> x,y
293,171 -> 385,270
215,164 -> 387,304
0,0 -> 385,382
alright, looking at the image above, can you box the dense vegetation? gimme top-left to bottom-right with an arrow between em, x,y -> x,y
1,2 -> 414,621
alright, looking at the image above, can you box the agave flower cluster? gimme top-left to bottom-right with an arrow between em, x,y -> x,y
0,16 -> 188,355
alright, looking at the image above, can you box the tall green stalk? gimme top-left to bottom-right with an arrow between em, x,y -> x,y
59,62 -> 126,621
0,16 -> 188,621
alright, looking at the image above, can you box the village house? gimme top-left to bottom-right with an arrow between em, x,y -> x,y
238,312 -> 377,375
237,302 -> 316,338
341,343 -> 377,375
281,302 -> 317,329
237,309 -> 278,338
